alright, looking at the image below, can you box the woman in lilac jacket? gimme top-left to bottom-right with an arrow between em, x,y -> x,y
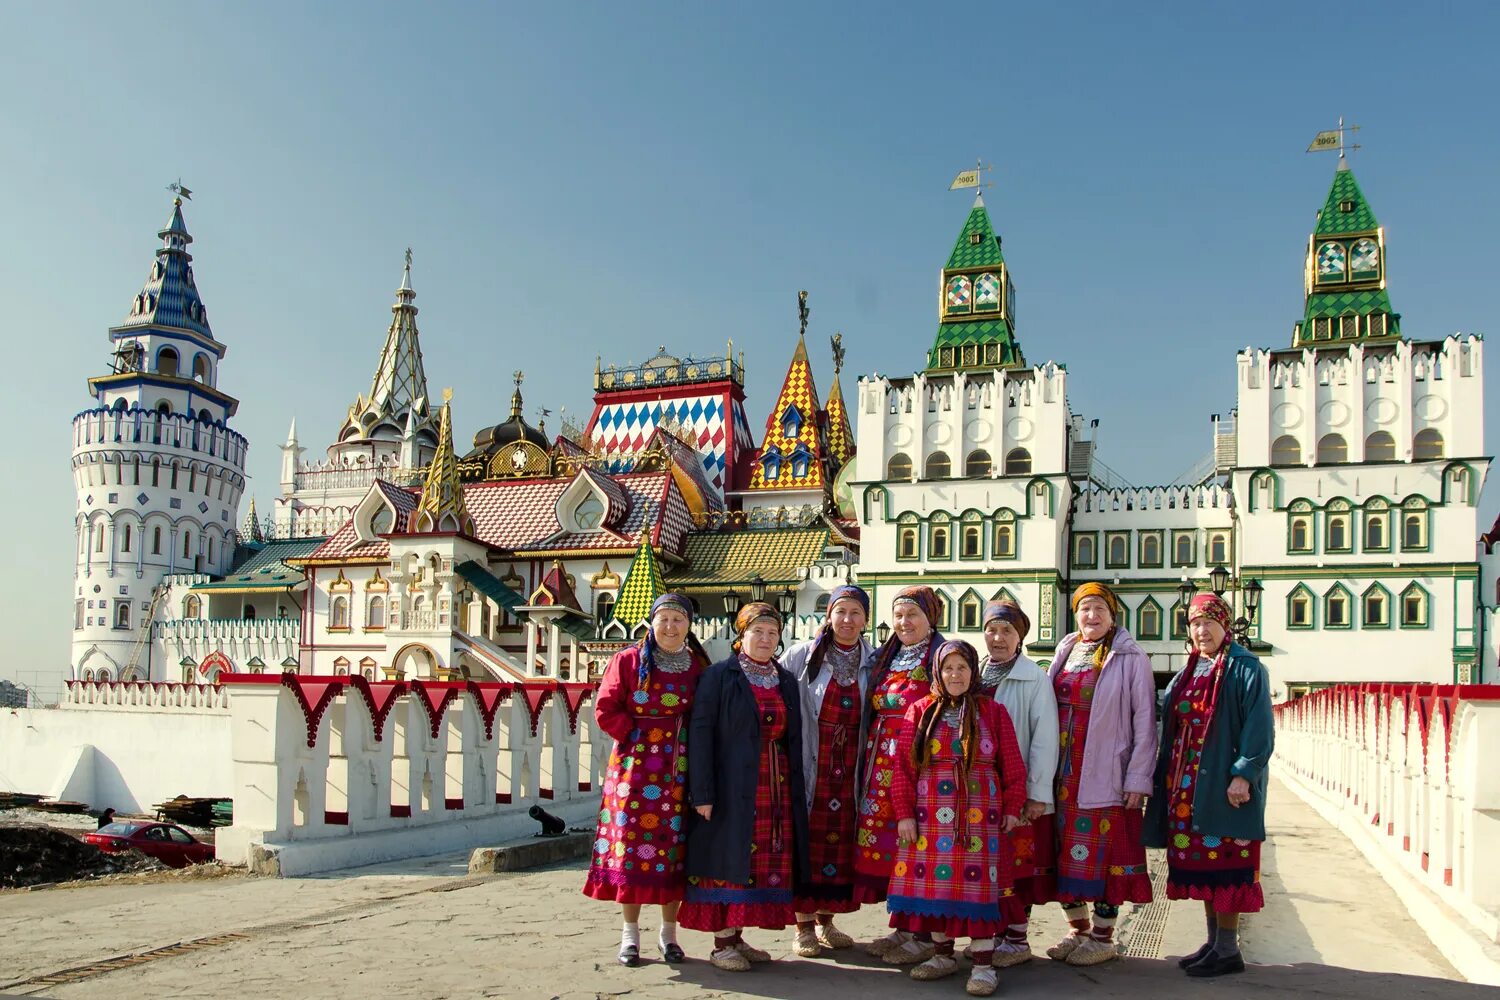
1037,582 -> 1157,967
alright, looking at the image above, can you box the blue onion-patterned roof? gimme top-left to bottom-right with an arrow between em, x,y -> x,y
115,199 -> 215,339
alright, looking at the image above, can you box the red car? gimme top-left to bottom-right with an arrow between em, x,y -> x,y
84,822 -> 215,868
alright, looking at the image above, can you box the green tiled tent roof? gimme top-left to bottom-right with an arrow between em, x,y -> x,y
664,527 -> 829,590
1316,165 -> 1379,235
946,196 -> 1006,269
1304,287 -> 1397,322
927,318 -> 1022,367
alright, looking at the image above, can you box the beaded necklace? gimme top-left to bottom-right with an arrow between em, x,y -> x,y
739,652 -> 780,689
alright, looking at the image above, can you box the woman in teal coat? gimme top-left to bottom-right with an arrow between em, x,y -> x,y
1144,593 -> 1274,979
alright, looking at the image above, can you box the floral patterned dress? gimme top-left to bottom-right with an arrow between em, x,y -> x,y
795,667 -> 863,913
680,680 -> 796,930
582,646 -> 702,904
1046,643 -> 1152,905
1164,661 -> 1264,912
886,699 -> 1026,937
853,638 -> 932,903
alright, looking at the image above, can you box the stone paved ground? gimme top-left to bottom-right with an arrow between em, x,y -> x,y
0,780 -> 1485,999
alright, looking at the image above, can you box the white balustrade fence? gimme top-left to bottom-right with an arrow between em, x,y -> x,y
1274,682 -> 1500,959
216,675 -> 604,875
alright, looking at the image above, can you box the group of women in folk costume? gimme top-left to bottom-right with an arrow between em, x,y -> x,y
582,579 -> 1273,986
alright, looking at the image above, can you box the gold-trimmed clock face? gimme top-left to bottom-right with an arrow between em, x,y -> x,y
1350,238 -> 1379,277
1316,242 -> 1347,282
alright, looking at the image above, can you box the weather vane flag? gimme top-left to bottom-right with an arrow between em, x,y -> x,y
949,159 -> 993,191
1307,117 -> 1361,157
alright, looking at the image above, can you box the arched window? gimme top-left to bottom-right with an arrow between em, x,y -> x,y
574,495 -> 603,530
183,594 -> 201,618
182,531 -> 193,559
1208,532 -> 1228,565
95,527 -> 105,553
192,354 -> 210,383
370,506 -> 394,535
1106,534 -> 1128,567
993,520 -> 1015,558
815,593 -> 832,614
1365,430 -> 1395,462
1271,435 -> 1301,466
1173,532 -> 1195,565
1413,428 -> 1445,461
331,595 -> 349,629
924,452 -> 952,479
594,592 -> 615,626
156,347 -> 179,377
789,445 -> 812,479
760,446 -> 783,482
152,525 -> 162,554
368,595 -> 386,629
958,592 -> 983,630
115,601 -> 131,630
1317,433 -> 1348,464
1137,601 -> 1162,640
929,516 -> 951,559
1003,448 -> 1031,475
964,450 -> 992,477
961,523 -> 982,558
120,524 -> 132,553
1140,533 -> 1162,567
887,452 -> 912,479
897,525 -> 919,560
781,405 -> 803,439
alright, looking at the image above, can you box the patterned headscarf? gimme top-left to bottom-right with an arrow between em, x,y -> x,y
982,599 -> 1030,642
827,584 -> 871,617
636,592 -> 706,686
911,639 -> 983,785
806,585 -> 871,681
1070,582 -> 1120,670
1187,593 -> 1233,635
732,601 -> 783,652
1070,582 -> 1120,616
892,585 -> 941,626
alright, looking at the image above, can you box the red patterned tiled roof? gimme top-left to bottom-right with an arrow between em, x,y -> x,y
303,472 -> 682,563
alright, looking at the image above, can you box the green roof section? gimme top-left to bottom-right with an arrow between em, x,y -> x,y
1304,287 -> 1397,322
926,318 -> 1023,368
612,531 -> 665,627
192,537 -> 325,592
664,526 -> 829,590
454,560 -> 527,614
1315,163 -> 1379,235
945,194 -> 1006,269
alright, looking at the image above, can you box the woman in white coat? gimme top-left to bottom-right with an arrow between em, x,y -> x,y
783,584 -> 875,957
977,599 -> 1059,966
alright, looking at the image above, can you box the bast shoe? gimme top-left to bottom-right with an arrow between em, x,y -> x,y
734,940 -> 773,964
883,938 -> 936,966
992,940 -> 1033,967
1046,932 -> 1086,961
817,923 -> 855,950
1064,937 -> 1121,966
909,954 -> 961,981
862,930 -> 906,957
794,929 -> 822,958
710,947 -> 751,972
966,965 -> 999,997
1185,951 -> 1246,978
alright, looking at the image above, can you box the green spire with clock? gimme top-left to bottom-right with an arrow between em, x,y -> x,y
925,193 -> 1025,372
1293,159 -> 1400,347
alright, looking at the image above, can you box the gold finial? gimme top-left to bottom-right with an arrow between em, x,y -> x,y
798,290 -> 809,340
442,386 -> 453,403
831,331 -> 846,375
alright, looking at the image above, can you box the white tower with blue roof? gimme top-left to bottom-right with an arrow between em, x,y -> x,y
70,191 -> 247,681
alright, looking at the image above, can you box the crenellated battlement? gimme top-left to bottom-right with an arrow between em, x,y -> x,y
1075,482 -> 1233,514
73,406 -> 248,469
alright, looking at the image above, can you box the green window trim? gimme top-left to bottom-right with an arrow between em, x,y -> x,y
1169,600 -> 1190,640
1362,511 -> 1390,553
959,523 -> 985,560
1399,583 -> 1431,629
1170,530 -> 1197,568
1206,531 -> 1231,567
1287,584 -> 1316,630
896,525 -> 920,561
1072,532 -> 1098,569
1288,514 -> 1315,554
1138,531 -> 1164,568
1361,583 -> 1392,629
1136,597 -> 1164,640
928,522 -> 953,561
1104,532 -> 1131,569
1399,510 -> 1431,553
1323,584 -> 1354,630
957,589 -> 984,630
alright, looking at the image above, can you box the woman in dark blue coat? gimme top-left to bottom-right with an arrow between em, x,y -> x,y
679,602 -> 810,972
1144,593 -> 1274,979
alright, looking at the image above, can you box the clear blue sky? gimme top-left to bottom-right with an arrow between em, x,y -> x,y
2,3 -> 1497,690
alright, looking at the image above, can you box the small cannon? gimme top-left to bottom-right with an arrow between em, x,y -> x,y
529,804 -> 566,837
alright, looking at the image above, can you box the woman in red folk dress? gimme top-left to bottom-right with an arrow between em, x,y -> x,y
784,584 -> 875,957
583,593 -> 710,967
1040,582 -> 1157,967
855,585 -> 946,962
1145,593 -> 1274,979
680,602 -> 810,972
888,639 -> 1026,997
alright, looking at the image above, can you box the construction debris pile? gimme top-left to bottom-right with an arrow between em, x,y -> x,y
0,825 -> 168,889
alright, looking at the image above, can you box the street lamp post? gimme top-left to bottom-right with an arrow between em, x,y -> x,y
1205,566 -> 1262,644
